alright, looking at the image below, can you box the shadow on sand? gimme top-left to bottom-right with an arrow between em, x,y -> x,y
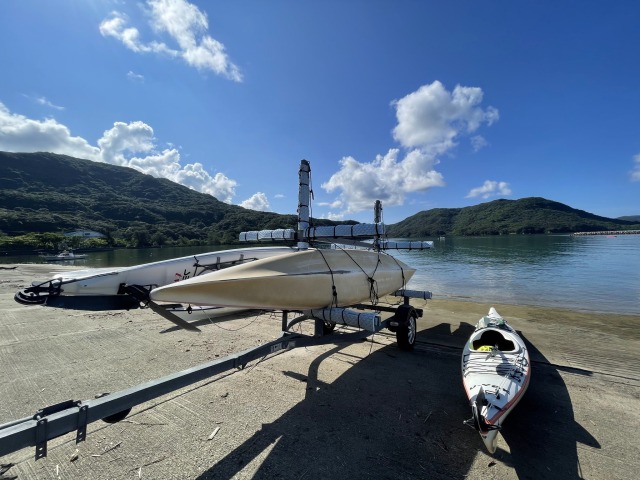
196,321 -> 599,480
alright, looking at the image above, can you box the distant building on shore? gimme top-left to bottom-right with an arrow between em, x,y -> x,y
64,230 -> 106,239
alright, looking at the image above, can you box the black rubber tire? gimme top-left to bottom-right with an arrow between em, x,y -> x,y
322,321 -> 337,335
396,306 -> 417,351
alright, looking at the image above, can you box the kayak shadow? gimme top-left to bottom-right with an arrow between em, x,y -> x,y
495,334 -> 600,479
197,325 -> 477,480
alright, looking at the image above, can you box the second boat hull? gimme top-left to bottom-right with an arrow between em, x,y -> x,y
150,248 -> 416,310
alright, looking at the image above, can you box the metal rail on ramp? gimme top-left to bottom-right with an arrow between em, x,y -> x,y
0,317 -> 376,460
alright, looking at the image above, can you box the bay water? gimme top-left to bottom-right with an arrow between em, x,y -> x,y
2,235 -> 638,315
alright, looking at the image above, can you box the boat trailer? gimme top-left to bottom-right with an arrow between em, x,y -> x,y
0,289 -> 430,461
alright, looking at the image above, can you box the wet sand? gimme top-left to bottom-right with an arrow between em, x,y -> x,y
0,264 -> 638,479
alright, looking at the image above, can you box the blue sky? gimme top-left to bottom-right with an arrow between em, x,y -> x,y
1,0 -> 638,223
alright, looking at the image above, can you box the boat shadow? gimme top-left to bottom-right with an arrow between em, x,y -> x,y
197,326 -> 474,479
196,321 -> 599,479
497,335 -> 600,479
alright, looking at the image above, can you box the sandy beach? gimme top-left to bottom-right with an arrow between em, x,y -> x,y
1,264 -> 639,479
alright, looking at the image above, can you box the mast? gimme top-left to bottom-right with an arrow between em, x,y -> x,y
297,160 -> 311,250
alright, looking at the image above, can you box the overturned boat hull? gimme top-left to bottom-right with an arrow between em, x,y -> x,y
150,248 -> 415,310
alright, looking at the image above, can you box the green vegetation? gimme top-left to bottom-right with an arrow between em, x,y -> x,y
0,152 -> 344,251
1,152 -> 638,251
388,197 -> 640,237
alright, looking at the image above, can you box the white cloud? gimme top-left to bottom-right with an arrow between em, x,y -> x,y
326,212 -> 345,221
34,96 -> 64,111
322,81 -> 498,215
470,135 -> 488,152
466,180 -> 512,199
239,192 -> 270,211
274,193 -> 285,199
127,71 -> 145,82
100,0 -> 242,81
0,102 -> 100,159
322,149 -> 445,213
631,153 -> 640,182
0,101 -> 237,202
318,199 -> 343,209
392,81 -> 498,155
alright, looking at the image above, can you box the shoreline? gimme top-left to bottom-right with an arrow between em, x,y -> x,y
1,264 -> 638,479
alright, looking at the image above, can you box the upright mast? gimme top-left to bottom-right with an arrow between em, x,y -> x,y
297,160 -> 311,250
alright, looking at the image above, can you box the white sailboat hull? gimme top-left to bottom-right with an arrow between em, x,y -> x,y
150,249 -> 415,310
32,247 -> 297,296
461,308 -> 531,453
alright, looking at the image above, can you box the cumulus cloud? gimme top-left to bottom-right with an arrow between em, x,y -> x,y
0,101 -> 237,203
240,192 -> 270,211
326,212 -> 345,221
392,81 -> 498,155
323,149 -> 445,213
100,0 -> 242,81
0,102 -> 100,159
466,180 -> 512,199
631,153 -> 640,182
322,81 -> 498,214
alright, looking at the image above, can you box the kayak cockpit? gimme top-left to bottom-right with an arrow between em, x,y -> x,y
471,329 -> 516,352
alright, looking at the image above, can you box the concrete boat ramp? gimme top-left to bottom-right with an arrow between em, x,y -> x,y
1,264 -> 639,479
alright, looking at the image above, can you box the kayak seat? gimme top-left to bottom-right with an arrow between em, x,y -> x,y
473,330 -> 515,352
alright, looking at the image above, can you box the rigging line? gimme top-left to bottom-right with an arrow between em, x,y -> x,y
206,310 -> 264,331
315,248 -> 339,308
388,253 -> 407,289
334,244 -> 381,304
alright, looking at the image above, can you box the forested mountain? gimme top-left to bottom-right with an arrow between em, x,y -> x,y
1,152 -> 638,248
619,215 -> 640,222
0,151 -> 342,246
387,197 -> 640,236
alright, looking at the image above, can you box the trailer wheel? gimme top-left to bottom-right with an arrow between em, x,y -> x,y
396,306 -> 417,351
323,321 -> 337,335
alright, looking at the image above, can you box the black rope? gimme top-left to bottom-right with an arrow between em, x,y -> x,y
316,248 -> 339,307
335,245 -> 381,305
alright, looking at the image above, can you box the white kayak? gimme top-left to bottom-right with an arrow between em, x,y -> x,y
461,307 -> 531,453
26,246 -> 296,297
15,246 -> 296,307
150,248 -> 416,310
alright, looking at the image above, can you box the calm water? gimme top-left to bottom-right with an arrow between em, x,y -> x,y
2,236 -> 639,314
394,234 -> 639,315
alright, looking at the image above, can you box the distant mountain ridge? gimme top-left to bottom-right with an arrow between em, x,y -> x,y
0,151 -> 344,245
1,152 -> 638,243
387,197 -> 640,236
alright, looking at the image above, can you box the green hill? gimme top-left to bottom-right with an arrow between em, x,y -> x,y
619,215 -> 640,222
1,152 -> 637,248
0,151 -> 343,247
388,197 -> 640,236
